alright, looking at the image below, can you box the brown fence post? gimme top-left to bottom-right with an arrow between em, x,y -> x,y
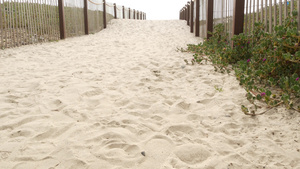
190,0 -> 194,33
133,9 -> 136,19
114,3 -> 117,19
298,0 -> 300,31
180,10 -> 181,19
58,0 -> 66,39
232,0 -> 245,46
122,6 -> 125,19
129,8 -> 131,19
0,2 -> 2,40
180,10 -> 182,19
207,0 -> 214,39
103,0 -> 107,28
84,0 -> 89,35
137,11 -> 139,20
195,0 -> 200,36
185,7 -> 187,20
187,3 -> 190,25
186,7 -> 188,21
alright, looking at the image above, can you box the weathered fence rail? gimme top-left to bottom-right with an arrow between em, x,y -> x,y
180,0 -> 300,41
0,0 -> 146,49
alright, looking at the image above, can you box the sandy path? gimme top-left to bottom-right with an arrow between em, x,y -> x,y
0,20 -> 299,169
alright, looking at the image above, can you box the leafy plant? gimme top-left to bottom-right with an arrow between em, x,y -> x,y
214,85 -> 223,92
187,11 -> 300,115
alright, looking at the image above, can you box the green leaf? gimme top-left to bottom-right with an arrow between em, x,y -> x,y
295,51 -> 300,58
292,73 -> 299,80
283,53 -> 291,60
241,105 -> 249,114
266,90 -> 272,97
292,85 -> 300,92
256,94 -> 262,100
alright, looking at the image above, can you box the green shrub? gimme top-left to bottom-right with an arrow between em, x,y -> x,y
187,11 -> 300,115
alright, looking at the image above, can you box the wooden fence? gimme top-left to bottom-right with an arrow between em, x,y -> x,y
180,0 -> 300,41
0,0 -> 146,49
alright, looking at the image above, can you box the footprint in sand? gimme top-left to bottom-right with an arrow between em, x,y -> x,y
186,114 -> 202,121
165,124 -> 195,136
176,101 -> 190,110
174,144 -> 211,165
63,108 -> 87,122
47,99 -> 66,111
87,131 -> 142,167
138,135 -> 174,168
82,89 -> 103,97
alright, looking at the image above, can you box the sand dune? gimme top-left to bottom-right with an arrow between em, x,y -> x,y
0,19 -> 299,169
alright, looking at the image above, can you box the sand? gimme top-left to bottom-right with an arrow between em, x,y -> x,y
0,19 -> 299,169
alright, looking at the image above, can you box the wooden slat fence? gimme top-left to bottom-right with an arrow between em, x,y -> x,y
213,0 -> 234,40
0,0 -> 60,49
124,7 -> 129,19
87,0 -> 103,34
105,1 -> 113,24
200,0 -> 207,39
116,4 -> 122,19
64,0 -> 84,37
0,0 -> 146,49
181,0 -> 300,41
244,0 -> 299,34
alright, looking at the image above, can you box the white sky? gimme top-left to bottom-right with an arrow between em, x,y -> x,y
104,0 -> 189,20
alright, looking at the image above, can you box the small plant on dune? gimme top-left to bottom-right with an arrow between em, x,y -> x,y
187,11 -> 300,115
214,85 -> 223,92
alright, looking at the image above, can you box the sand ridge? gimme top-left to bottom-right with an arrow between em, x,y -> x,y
0,19 -> 300,169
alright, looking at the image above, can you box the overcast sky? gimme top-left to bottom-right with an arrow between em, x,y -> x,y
103,0 -> 189,20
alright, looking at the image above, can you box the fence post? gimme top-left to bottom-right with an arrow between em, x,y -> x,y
0,2 -> 2,39
180,10 -> 182,20
232,0 -> 245,46
122,6 -> 125,19
195,0 -> 199,36
133,9 -> 136,19
103,0 -> 107,28
114,3 -> 117,19
207,0 -> 213,39
181,10 -> 183,20
180,9 -> 181,19
298,0 -> 300,31
84,0 -> 89,35
269,0 -> 272,33
291,0 -> 294,16
137,11 -> 139,20
190,0 -> 194,33
129,8 -> 131,19
187,3 -> 190,25
58,0 -> 66,39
